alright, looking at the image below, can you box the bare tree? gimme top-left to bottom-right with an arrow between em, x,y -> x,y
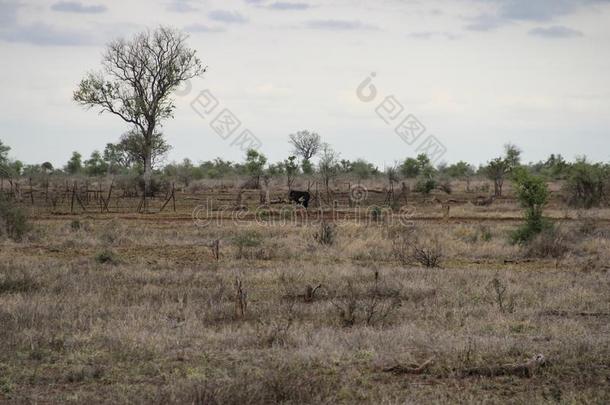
289,130 -> 321,172
318,143 -> 339,202
74,26 -> 206,210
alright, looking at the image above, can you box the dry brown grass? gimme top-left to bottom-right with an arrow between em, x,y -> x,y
0,201 -> 609,403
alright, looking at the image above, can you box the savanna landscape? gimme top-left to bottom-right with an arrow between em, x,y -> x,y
1,0 -> 610,404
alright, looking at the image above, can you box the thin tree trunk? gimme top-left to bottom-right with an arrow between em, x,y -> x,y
142,127 -> 154,213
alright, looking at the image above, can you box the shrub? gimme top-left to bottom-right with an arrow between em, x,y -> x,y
563,159 -> 607,208
70,219 -> 81,231
479,225 -> 493,242
525,226 -> 571,259
438,180 -> 452,194
489,277 -> 515,314
392,228 -> 443,268
0,199 -> 30,241
232,230 -> 262,259
511,168 -> 551,244
331,274 -> 402,327
414,178 -> 437,194
315,221 -> 335,246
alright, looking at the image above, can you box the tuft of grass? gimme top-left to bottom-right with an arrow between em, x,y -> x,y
95,249 -> 119,265
70,219 -> 81,231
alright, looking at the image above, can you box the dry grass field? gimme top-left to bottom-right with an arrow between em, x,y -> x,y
1,188 -> 609,404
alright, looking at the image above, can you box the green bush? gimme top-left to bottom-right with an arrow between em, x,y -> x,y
563,159 -> 607,208
511,168 -> 551,244
0,199 -> 30,241
414,178 -> 437,194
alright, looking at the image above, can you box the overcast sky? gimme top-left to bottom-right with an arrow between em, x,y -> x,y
1,0 -> 609,169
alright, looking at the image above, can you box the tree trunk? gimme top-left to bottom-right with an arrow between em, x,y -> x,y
494,177 -> 503,197
142,127 -> 154,213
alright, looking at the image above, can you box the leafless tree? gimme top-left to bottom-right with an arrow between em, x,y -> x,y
289,130 -> 321,163
318,143 -> 339,201
73,26 -> 206,210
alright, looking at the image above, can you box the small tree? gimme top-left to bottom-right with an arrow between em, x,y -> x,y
84,150 -> 108,176
401,154 -> 434,179
74,26 -> 205,209
284,155 -> 299,190
401,157 -> 420,178
0,140 -> 10,165
511,168 -> 550,243
485,144 -> 521,197
351,159 -> 377,181
118,128 -> 171,172
175,158 -> 195,188
244,149 -> 267,189
103,142 -> 132,174
41,162 -> 54,173
564,157 -> 607,208
289,130 -> 320,174
444,161 -> 475,191
318,143 -> 339,201
64,151 -> 83,174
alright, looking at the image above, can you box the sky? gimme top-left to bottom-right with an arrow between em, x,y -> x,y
1,0 -> 609,169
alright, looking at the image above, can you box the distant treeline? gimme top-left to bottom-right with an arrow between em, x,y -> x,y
1,138 -> 608,208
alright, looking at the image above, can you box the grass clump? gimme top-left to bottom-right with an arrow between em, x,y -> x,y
95,249 -> 119,265
392,227 -> 443,268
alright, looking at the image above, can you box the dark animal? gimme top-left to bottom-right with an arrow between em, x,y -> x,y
289,190 -> 310,208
